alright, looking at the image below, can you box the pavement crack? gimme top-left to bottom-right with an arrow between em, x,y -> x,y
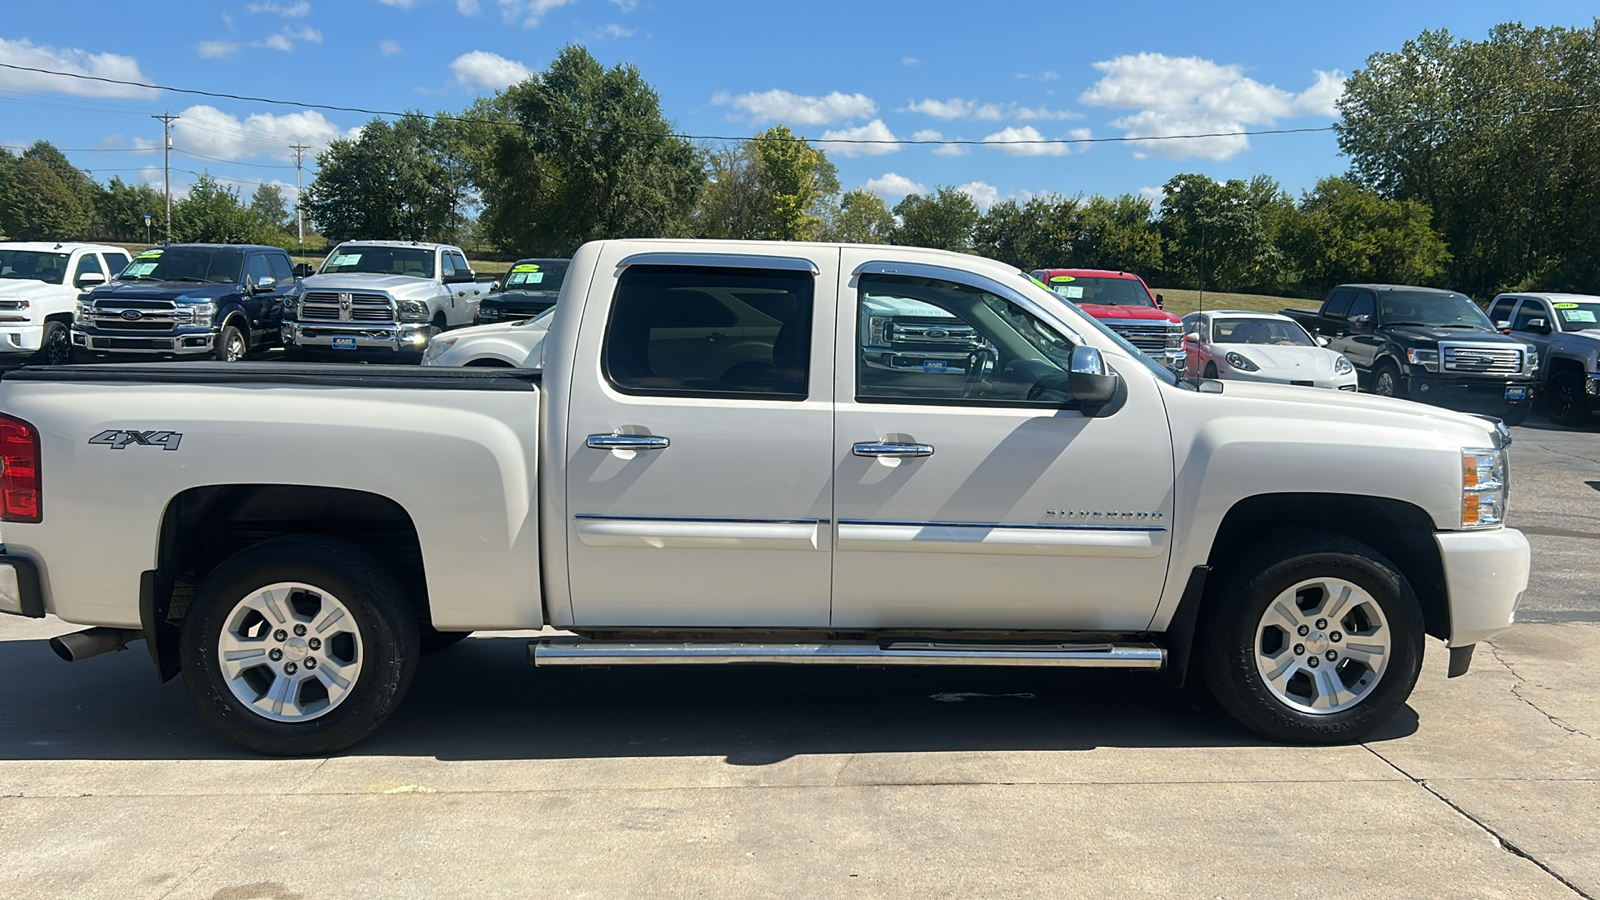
1362,745 -> 1594,899
1487,641 -> 1599,741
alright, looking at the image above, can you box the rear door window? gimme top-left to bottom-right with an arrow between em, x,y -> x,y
1487,296 -> 1517,324
267,253 -> 293,284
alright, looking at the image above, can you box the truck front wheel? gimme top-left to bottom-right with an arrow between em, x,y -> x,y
1371,362 -> 1401,398
34,320 -> 72,366
178,535 -> 421,756
1200,530 -> 1424,744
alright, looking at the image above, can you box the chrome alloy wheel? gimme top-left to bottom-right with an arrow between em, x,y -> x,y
224,330 -> 246,361
216,582 -> 364,723
1253,577 -> 1391,715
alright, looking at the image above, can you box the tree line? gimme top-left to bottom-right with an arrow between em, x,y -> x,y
3,22 -> 1597,299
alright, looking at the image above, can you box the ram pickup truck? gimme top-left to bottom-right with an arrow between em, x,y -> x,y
0,240 -> 1529,756
0,242 -> 132,365
1030,268 -> 1185,376
1487,292 -> 1600,426
1282,284 -> 1537,423
285,241 -> 483,359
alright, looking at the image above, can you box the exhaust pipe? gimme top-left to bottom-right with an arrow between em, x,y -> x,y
49,627 -> 143,663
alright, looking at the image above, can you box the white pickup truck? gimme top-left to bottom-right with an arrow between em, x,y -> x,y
284,241 -> 484,358
0,239 -> 1529,755
0,242 -> 132,364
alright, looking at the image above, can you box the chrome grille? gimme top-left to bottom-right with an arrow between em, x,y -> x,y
1442,344 -> 1523,375
888,320 -> 979,346
87,300 -> 180,335
301,291 -> 395,324
1106,320 -> 1183,354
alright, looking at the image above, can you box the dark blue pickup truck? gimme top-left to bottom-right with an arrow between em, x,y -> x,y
72,244 -> 301,362
1283,283 -> 1538,424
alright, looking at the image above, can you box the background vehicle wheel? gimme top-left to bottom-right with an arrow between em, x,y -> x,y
33,320 -> 72,366
215,323 -> 247,362
1203,361 -> 1219,379
1200,529 -> 1424,744
1500,403 -> 1531,426
420,626 -> 472,652
179,535 -> 421,756
1547,370 -> 1588,426
1371,362 -> 1401,398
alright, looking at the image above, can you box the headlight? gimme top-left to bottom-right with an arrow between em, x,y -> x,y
864,315 -> 892,347
1406,348 -> 1439,371
1224,351 -> 1259,372
1525,346 -> 1539,374
1334,355 -> 1354,375
75,298 -> 95,319
397,299 -> 431,322
0,299 -> 30,310
422,337 -> 456,362
184,301 -> 216,328
479,307 -> 500,320
1461,448 -> 1508,529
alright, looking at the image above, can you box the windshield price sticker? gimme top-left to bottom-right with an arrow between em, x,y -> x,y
1064,285 -> 1085,299
136,249 -> 162,259
514,272 -> 545,284
123,262 -> 158,277
329,254 -> 362,267
1562,309 -> 1597,323
1554,302 -> 1580,309
1050,275 -> 1075,283
511,264 -> 540,273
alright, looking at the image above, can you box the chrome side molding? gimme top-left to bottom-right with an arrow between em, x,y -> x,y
531,639 -> 1165,669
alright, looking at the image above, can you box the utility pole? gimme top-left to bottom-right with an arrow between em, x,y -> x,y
289,143 -> 310,247
151,112 -> 179,244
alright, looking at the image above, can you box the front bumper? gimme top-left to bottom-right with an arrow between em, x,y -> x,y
286,322 -> 433,353
1218,367 -> 1358,391
0,554 -> 44,618
1401,370 -> 1535,412
71,327 -> 215,356
1436,528 -> 1530,647
0,324 -> 45,354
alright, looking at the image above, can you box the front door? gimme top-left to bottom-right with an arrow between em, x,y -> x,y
830,255 -> 1175,630
564,248 -> 839,626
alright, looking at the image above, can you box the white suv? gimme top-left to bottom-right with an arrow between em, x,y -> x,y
0,242 -> 132,364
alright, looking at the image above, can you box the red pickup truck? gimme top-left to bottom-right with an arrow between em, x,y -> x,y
1031,269 -> 1185,375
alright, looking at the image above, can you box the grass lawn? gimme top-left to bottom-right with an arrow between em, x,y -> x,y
1152,288 -> 1320,315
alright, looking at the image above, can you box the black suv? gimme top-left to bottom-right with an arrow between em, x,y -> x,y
72,244 -> 301,362
475,258 -> 569,325
1283,284 -> 1537,423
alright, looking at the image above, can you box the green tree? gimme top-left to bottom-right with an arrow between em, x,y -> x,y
171,174 -> 256,244
697,143 -> 767,239
95,177 -> 166,243
1069,194 -> 1163,274
832,188 -> 895,243
750,126 -> 838,240
1157,173 -> 1281,292
303,114 -> 464,242
22,141 -> 98,235
0,156 -> 88,241
1285,176 -> 1452,294
471,44 -> 704,255
248,183 -> 293,241
892,187 -> 980,253
973,194 -> 1078,270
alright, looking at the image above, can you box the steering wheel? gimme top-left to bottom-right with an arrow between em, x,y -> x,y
963,347 -> 996,398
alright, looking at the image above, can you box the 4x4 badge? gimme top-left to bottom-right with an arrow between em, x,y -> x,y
89,430 -> 183,451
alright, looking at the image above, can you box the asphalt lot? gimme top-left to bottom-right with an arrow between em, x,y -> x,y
1,417 -> 1597,899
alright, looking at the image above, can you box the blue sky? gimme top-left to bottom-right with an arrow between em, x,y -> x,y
2,0 -> 1596,214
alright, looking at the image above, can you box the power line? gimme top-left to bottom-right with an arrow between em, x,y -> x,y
173,148 -> 296,168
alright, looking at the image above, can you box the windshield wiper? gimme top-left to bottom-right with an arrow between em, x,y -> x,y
165,276 -> 209,283
1383,321 -> 1433,327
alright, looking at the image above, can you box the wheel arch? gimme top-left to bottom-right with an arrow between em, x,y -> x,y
143,484 -> 429,682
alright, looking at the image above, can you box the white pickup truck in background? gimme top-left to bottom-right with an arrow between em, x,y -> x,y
0,239 -> 1529,755
0,242 -> 132,364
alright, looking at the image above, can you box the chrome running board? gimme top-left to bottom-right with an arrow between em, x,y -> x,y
530,639 -> 1165,669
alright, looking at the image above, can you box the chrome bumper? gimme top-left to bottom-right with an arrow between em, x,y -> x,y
286,322 -> 432,352
1436,528 -> 1530,647
0,554 -> 44,618
71,329 -> 215,355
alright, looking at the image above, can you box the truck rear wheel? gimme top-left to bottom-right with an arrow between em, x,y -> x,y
1200,530 -> 1424,744
178,535 -> 420,756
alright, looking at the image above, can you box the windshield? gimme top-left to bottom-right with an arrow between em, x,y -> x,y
1551,300 -> 1600,332
1040,274 -> 1154,307
1019,274 -> 1179,385
1379,292 -> 1494,329
503,260 -> 569,293
321,246 -> 436,278
0,250 -> 70,284
1213,317 -> 1315,346
118,247 -> 244,284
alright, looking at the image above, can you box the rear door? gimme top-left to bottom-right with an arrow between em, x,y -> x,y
563,248 -> 839,626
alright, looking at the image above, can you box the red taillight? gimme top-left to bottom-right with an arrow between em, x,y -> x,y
0,413 -> 40,523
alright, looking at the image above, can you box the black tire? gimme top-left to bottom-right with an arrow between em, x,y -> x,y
1371,362 -> 1401,398
1200,529 -> 1425,744
420,627 -> 472,652
1203,361 -> 1219,379
33,320 -> 73,366
179,535 -> 421,756
215,322 -> 247,362
1547,370 -> 1588,427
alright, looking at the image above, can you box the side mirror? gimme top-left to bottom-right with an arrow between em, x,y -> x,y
1316,335 -> 1330,347
1185,330 -> 1203,343
1526,318 -> 1551,334
1154,293 -> 1165,309
293,263 -> 315,278
443,272 -> 475,285
1067,346 -> 1119,404
76,272 -> 107,288
253,276 -> 276,294
491,280 -> 502,292
1352,314 -> 1372,327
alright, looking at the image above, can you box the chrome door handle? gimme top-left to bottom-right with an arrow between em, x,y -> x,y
853,441 -> 934,459
587,433 -> 670,451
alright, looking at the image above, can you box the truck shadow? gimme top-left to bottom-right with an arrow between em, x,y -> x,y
0,634 -> 1419,762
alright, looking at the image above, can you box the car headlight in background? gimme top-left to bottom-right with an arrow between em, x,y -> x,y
1406,348 -> 1440,371
75,297 -> 95,320
1334,355 -> 1354,375
1525,346 -> 1539,374
1461,447 -> 1508,529
421,336 -> 456,362
397,299 -> 432,322
478,307 -> 500,320
1224,351 -> 1259,372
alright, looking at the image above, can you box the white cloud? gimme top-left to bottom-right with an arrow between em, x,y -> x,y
712,89 -> 876,125
981,125 -> 1072,157
957,181 -> 999,210
1012,105 -> 1079,121
901,57 -> 920,66
901,98 -> 1078,121
817,119 -> 901,157
450,50 -> 534,90
497,0 -> 575,27
458,0 -> 482,13
247,1 -> 311,15
1015,70 -> 1061,81
913,128 -> 968,157
0,38 -> 154,99
257,25 -> 321,52
1081,53 -> 1345,160
171,105 -> 355,164
611,0 -> 639,9
1139,186 -> 1165,201
379,40 -> 403,55
197,41 -> 240,59
862,173 -> 926,199
375,0 -> 419,6
601,23 -> 636,38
